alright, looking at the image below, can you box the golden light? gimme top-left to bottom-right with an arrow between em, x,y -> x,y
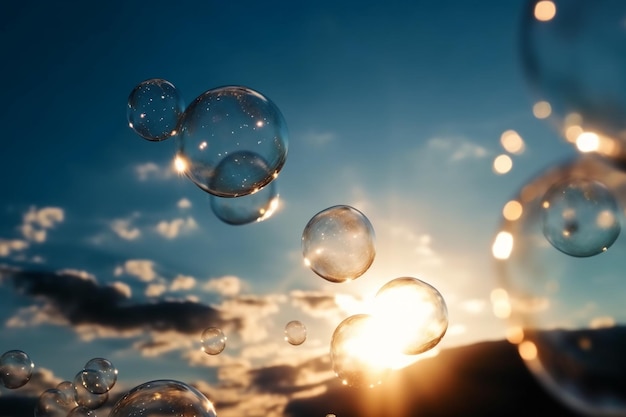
257,195 -> 280,222
502,200 -> 523,221
490,288 -> 512,319
532,101 -> 552,119
174,155 -> 187,173
500,130 -> 525,154
492,231 -> 513,260
534,1 -> 556,22
576,132 -> 599,153
506,326 -> 524,344
493,154 -> 513,174
565,125 -> 583,143
596,210 -> 617,229
518,340 -> 538,360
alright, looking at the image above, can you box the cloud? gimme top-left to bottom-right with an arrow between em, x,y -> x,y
114,259 -> 157,282
19,206 -> 64,243
110,218 -> 141,240
203,276 -> 244,297
427,137 -> 489,162
289,290 -> 346,321
177,198 -> 192,209
134,162 -> 173,181
145,283 -> 167,297
154,217 -> 198,239
0,239 -> 28,257
170,274 -> 196,291
215,294 -> 286,343
303,131 -> 335,146
110,281 -> 132,298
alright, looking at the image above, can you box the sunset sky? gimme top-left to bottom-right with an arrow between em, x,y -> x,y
0,1 -> 591,415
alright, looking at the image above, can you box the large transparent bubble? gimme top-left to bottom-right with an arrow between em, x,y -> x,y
521,0 -> 626,158
302,205 -> 376,283
493,154 -> 626,416
372,277 -> 448,355
176,86 -> 288,197
0,349 -> 34,389
108,379 -> 217,417
210,178 -> 279,225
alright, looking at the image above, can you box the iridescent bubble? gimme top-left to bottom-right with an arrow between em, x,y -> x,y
211,176 -> 279,225
127,78 -> 185,142
493,154 -> 626,415
66,406 -> 97,417
284,320 -> 307,346
330,314 -> 391,388
73,371 -> 108,409
108,379 -> 217,417
34,388 -> 68,417
81,358 -> 117,394
542,178 -> 621,257
302,205 -> 376,283
521,0 -> 626,158
201,327 -> 226,355
0,349 -> 34,389
176,85 -> 288,197
372,277 -> 448,355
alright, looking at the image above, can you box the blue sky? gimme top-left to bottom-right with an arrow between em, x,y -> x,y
0,1 -> 598,415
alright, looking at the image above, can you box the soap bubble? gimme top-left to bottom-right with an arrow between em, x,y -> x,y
34,388 -> 68,417
330,314 -> 391,387
521,0 -> 626,158
127,78 -> 185,142
73,371 -> 108,409
284,320 -> 307,345
176,86 -> 288,197
201,327 -> 226,355
493,154 -> 626,415
0,349 -> 34,389
211,177 -> 279,225
541,178 -> 621,257
302,205 -> 376,283
373,277 -> 448,355
56,380 -> 78,409
81,357 -> 117,394
67,406 -> 96,417
108,379 -> 217,417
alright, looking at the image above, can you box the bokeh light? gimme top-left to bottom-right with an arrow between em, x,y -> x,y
502,200 -> 524,221
500,129 -> 526,154
532,100 -> 552,119
533,1 -> 556,22
493,154 -> 513,174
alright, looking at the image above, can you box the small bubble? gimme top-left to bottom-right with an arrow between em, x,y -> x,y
82,358 -> 117,394
0,349 -> 34,389
284,320 -> 307,346
201,327 -> 227,355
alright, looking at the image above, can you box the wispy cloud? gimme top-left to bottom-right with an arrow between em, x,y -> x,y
427,137 -> 489,162
170,274 -> 196,291
134,162 -> 174,181
203,275 -> 245,297
0,239 -> 28,257
110,217 -> 141,240
177,198 -> 192,209
114,259 -> 158,282
154,217 -> 198,239
19,206 -> 64,243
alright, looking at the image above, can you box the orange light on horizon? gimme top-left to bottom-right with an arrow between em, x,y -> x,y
534,1 -> 556,22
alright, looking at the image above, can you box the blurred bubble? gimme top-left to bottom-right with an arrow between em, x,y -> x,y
176,86 -> 288,197
34,388 -> 68,417
127,78 -> 184,142
73,371 -> 108,410
541,178 -> 620,257
201,327 -> 226,355
494,154 -> 626,415
372,277 -> 448,355
0,349 -> 34,389
302,205 -> 376,283
330,314 -> 391,388
211,178 -> 279,225
521,0 -> 626,159
108,379 -> 217,417
66,406 -> 97,417
284,320 -> 307,346
81,358 -> 117,394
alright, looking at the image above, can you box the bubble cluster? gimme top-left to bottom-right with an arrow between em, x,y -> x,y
67,406 -> 96,417
176,86 -> 288,197
211,179 -> 279,225
302,205 -> 376,283
201,327 -> 227,355
72,371 -> 108,410
80,357 -> 117,394
108,379 -> 217,417
541,178 -> 620,257
34,388 -> 69,417
284,320 -> 307,346
127,78 -> 185,142
0,349 -> 34,389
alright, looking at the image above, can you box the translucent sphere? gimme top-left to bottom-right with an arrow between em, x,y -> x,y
493,155 -> 626,416
73,371 -> 108,409
81,357 -> 117,394
521,0 -> 626,159
176,86 -> 288,197
0,349 -> 34,389
284,320 -> 307,346
108,379 -> 217,417
542,179 -> 621,257
330,314 -> 391,388
66,406 -> 96,417
302,205 -> 376,283
56,380 -> 78,409
373,277 -> 448,355
127,78 -> 185,142
211,179 -> 279,225
34,388 -> 69,417
201,327 -> 226,355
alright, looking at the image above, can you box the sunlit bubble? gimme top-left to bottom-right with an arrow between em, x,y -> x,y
542,178 -> 621,257
494,155 -> 626,415
34,388 -> 69,417
176,86 -> 288,197
284,320 -> 307,346
67,406 -> 97,417
210,178 -> 279,225
500,130 -> 525,154
493,154 -> 513,174
127,79 -> 184,142
532,101 -> 552,119
503,200 -> 523,221
302,205 -> 375,283
0,349 -> 34,389
201,327 -> 226,355
72,371 -> 108,410
330,314 -> 392,387
108,379 -> 217,417
522,0 -> 626,159
372,277 -> 448,355
81,358 -> 117,394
